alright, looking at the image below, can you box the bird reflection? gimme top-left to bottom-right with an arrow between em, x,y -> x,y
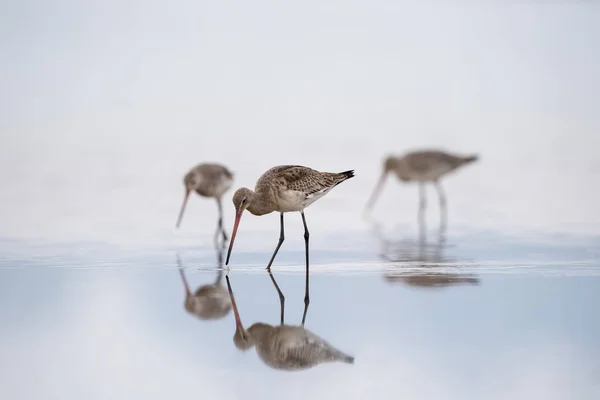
371,221 -> 479,289
225,272 -> 355,370
177,248 -> 231,320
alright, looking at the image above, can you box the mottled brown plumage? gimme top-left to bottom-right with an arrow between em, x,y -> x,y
225,165 -> 354,313
176,162 -> 234,245
226,275 -> 354,371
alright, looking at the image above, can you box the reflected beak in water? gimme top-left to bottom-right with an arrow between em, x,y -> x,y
225,209 -> 243,265
175,189 -> 191,228
365,172 -> 387,213
225,275 -> 244,333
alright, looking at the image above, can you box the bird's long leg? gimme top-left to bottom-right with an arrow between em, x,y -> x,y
215,197 -> 228,248
215,248 -> 224,285
177,254 -> 192,296
434,180 -> 447,241
418,182 -> 427,241
300,211 -> 310,326
266,213 -> 285,271
268,270 -> 285,325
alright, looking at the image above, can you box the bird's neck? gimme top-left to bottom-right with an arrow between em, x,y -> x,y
246,191 -> 276,216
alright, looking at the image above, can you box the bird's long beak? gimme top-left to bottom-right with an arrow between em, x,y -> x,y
175,189 -> 191,228
365,172 -> 388,213
225,209 -> 243,265
225,275 -> 244,332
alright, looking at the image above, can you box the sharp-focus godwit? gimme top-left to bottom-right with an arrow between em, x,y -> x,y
225,165 -> 354,308
177,252 -> 231,320
225,274 -> 354,370
365,150 -> 478,233
176,163 -> 233,245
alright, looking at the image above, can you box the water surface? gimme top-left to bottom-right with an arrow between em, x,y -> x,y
1,228 -> 599,400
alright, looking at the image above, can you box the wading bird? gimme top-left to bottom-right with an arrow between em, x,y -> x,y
225,165 -> 354,310
176,163 -> 233,246
365,150 -> 478,234
225,273 -> 354,370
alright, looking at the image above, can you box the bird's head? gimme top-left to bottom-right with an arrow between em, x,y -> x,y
226,275 -> 255,351
383,155 -> 399,173
184,171 -> 200,191
232,187 -> 254,214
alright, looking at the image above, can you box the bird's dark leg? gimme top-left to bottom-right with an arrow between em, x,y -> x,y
418,182 -> 427,241
176,254 -> 192,295
268,270 -> 285,325
434,180 -> 447,241
215,246 -> 224,285
266,213 -> 285,271
215,197 -> 228,248
300,210 -> 310,326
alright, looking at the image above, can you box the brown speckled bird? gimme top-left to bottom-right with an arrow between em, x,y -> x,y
225,165 -> 354,311
365,150 -> 478,232
176,163 -> 233,245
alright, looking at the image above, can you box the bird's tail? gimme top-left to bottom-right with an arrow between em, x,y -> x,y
335,351 -> 354,364
462,154 -> 479,164
337,170 -> 355,181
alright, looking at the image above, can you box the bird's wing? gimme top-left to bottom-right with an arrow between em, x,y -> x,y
268,166 -> 343,197
405,151 -> 462,172
275,328 -> 341,368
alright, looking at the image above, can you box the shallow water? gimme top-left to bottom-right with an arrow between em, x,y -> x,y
3,1 -> 600,399
1,227 -> 599,400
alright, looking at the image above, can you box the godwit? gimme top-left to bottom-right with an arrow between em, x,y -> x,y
365,150 -> 478,234
225,165 -> 354,309
176,163 -> 234,246
177,252 -> 231,320
225,274 -> 354,370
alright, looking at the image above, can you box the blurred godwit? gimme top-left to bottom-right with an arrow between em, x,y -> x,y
225,165 -> 354,307
225,274 -> 354,370
177,253 -> 231,320
365,150 -> 478,233
176,163 -> 233,245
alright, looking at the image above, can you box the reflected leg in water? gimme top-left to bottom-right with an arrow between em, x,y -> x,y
266,213 -> 285,271
300,210 -> 310,326
214,197 -> 228,248
214,236 -> 225,283
418,182 -> 427,239
177,254 -> 192,296
268,270 -> 285,325
435,180 -> 447,241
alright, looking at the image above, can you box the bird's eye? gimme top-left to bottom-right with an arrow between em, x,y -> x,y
241,198 -> 246,205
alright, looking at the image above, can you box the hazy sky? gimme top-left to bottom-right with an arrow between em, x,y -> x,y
1,1 -> 599,242
1,4 -> 599,399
